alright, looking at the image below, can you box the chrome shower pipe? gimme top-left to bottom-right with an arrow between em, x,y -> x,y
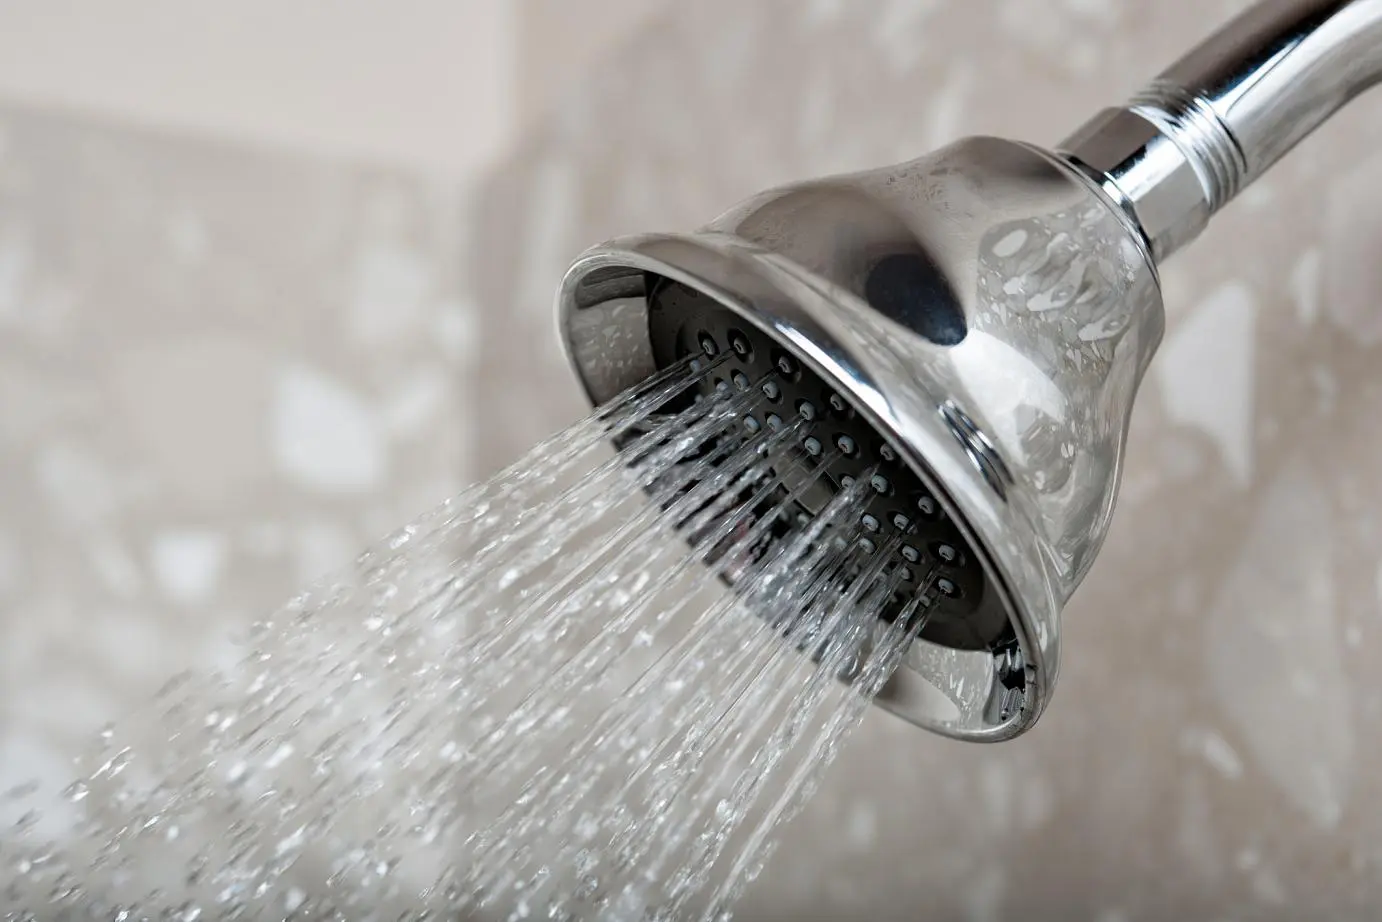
1062,0 -> 1382,263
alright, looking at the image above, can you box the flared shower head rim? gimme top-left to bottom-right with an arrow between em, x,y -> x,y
556,232 -> 1061,741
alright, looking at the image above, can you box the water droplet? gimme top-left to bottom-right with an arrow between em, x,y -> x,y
264,742 -> 295,769
226,760 -> 249,786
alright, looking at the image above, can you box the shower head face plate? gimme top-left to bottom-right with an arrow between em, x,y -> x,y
645,279 -> 1010,654
559,241 -> 1041,741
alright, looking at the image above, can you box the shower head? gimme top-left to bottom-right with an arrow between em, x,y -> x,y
559,139 -> 1135,742
558,0 -> 1382,741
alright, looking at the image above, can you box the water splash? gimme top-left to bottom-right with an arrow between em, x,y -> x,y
0,356 -> 936,920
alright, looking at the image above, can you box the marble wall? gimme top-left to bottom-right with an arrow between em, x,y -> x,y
4,0 -> 1382,918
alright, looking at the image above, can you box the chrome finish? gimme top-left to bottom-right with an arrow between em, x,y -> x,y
1063,0 -> 1382,262
1060,107 -> 1224,263
556,0 -> 1382,740
559,138 -> 1163,741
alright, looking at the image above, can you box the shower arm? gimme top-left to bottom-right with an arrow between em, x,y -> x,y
1061,0 -> 1382,264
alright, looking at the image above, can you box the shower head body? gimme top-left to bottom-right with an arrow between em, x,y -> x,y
558,0 -> 1382,741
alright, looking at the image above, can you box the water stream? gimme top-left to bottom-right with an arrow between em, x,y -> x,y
1,358 -> 935,921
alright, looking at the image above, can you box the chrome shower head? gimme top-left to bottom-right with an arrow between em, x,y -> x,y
557,0 -> 1380,741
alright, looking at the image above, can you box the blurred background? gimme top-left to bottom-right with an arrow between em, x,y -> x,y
5,0 -> 1382,918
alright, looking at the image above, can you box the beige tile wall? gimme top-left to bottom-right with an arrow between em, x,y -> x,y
0,1 -> 518,176
3,0 -> 1382,919
517,0 -> 666,126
